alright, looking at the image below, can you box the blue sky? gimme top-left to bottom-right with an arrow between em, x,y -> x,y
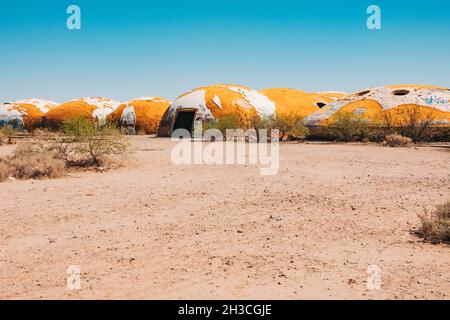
0,0 -> 449,102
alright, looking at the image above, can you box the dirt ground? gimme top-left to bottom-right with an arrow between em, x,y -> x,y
0,136 -> 449,300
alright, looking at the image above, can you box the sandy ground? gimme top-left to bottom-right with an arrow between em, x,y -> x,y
0,136 -> 449,300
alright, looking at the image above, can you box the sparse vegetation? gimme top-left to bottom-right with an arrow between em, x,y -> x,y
0,125 -> 18,145
0,130 -> 5,145
0,118 -> 129,183
417,201 -> 450,244
55,118 -> 129,167
399,107 -> 435,142
0,142 -> 65,182
325,112 -> 370,142
204,114 -> 243,135
273,113 -> 310,141
383,134 -> 412,147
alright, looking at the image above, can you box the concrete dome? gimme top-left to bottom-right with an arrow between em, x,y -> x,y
158,84 -> 276,136
44,97 -> 120,128
108,97 -> 171,134
305,85 -> 450,126
0,98 -> 59,129
260,88 -> 329,118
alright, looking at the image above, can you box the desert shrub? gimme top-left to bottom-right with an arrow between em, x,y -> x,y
286,119 -> 309,141
0,162 -> 10,181
0,131 -> 5,145
53,118 -> 129,167
204,114 -> 243,134
136,127 -> 147,135
62,117 -> 96,141
0,125 -> 18,144
398,107 -> 436,142
325,112 -> 370,142
383,134 -> 412,147
273,113 -> 310,141
0,142 -> 65,181
418,201 -> 450,244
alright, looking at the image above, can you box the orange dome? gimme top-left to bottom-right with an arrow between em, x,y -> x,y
314,91 -> 348,101
44,97 -> 120,128
158,84 -> 276,136
260,88 -> 326,118
108,97 -> 171,134
305,85 -> 450,126
1,98 -> 58,130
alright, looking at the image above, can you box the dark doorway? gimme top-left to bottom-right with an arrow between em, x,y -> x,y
173,111 -> 196,136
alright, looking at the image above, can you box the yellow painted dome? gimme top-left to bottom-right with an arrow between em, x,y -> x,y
107,97 -> 171,134
260,88 -> 324,118
315,91 -> 348,101
44,97 -> 121,128
305,85 -> 450,126
158,84 -> 277,136
1,98 -> 58,129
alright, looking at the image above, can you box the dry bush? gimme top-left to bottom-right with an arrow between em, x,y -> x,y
418,201 -> 450,244
0,131 -> 5,145
399,108 -> 436,142
0,142 -> 65,181
383,134 -> 412,147
136,127 -> 147,135
0,162 -> 10,181
52,118 -> 129,168
325,112 -> 370,142
0,125 -> 18,144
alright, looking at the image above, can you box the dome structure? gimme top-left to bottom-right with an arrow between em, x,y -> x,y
315,91 -> 348,101
305,85 -> 450,126
158,84 -> 276,136
107,97 -> 171,134
260,88 -> 331,117
44,97 -> 121,128
0,98 -> 59,129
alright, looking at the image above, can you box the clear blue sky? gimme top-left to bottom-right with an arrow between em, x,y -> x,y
1,0 -> 449,102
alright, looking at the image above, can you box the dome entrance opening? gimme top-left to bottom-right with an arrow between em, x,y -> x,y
173,110 -> 196,137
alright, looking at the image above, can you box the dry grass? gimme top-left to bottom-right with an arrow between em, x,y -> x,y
383,134 -> 413,147
0,162 -> 10,181
0,125 -> 17,145
0,131 -> 5,145
0,142 -> 65,182
418,201 -> 450,244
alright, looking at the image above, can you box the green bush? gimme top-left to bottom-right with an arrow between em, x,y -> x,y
62,117 -> 96,141
203,114 -> 243,135
54,118 -> 129,167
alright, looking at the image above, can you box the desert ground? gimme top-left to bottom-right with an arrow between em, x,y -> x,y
0,136 -> 449,299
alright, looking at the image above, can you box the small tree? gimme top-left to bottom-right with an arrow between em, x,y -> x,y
53,118 -> 129,167
62,117 -> 96,141
274,113 -> 309,141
